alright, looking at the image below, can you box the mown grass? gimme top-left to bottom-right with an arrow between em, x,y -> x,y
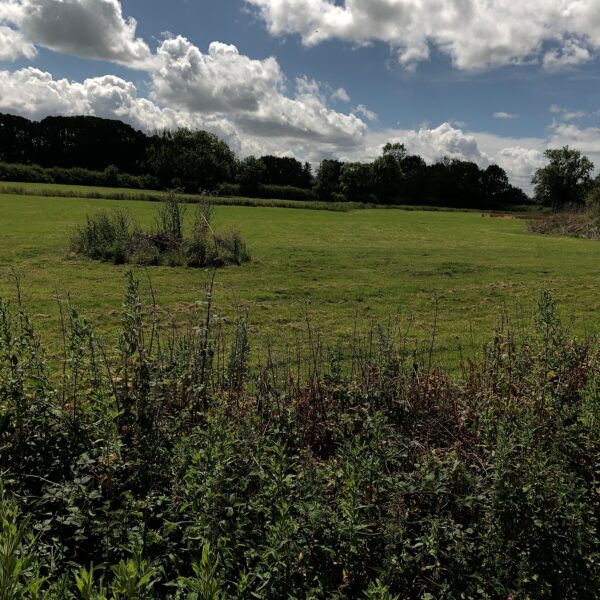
0,190 -> 598,364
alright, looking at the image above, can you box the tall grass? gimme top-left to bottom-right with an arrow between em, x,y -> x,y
0,277 -> 599,598
0,183 -> 357,212
70,194 -> 250,268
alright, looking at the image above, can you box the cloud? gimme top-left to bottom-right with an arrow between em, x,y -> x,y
150,36 -> 367,149
496,147 -> 546,189
0,67 -> 241,145
543,39 -> 592,72
0,66 -> 366,158
549,105 -> 587,121
2,0 -> 152,67
549,123 -> 600,167
152,37 -> 283,113
246,0 -> 600,71
331,87 -> 350,103
353,104 -> 377,121
0,24 -> 37,60
493,112 -> 519,120
338,122 -> 489,167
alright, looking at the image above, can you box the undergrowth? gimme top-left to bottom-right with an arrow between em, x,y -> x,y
528,210 -> 600,240
0,276 -> 599,598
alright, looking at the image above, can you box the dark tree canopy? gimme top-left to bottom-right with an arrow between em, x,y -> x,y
0,114 -> 148,173
259,155 -> 313,188
372,143 -> 405,202
340,162 -> 374,202
532,146 -> 595,210
314,159 -> 343,201
236,156 -> 266,195
147,128 -> 236,192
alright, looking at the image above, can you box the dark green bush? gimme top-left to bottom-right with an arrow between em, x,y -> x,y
0,281 -> 599,598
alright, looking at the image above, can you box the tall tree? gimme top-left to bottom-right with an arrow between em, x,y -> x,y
148,128 -> 235,192
532,146 -> 594,210
372,143 -> 406,202
236,156 -> 265,195
340,162 -> 373,202
314,159 -> 342,201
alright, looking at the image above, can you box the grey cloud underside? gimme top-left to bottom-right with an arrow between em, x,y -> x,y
234,114 -> 364,147
7,0 -> 152,66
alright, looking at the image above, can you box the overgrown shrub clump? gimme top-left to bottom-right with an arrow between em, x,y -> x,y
71,194 -> 250,267
528,210 -> 600,240
0,279 -> 599,598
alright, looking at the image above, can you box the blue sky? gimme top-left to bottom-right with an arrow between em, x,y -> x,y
1,0 -> 600,190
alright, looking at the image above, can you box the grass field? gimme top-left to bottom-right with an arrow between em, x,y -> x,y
0,189 -> 598,364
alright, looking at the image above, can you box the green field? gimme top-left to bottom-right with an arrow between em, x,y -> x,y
0,190 -> 598,363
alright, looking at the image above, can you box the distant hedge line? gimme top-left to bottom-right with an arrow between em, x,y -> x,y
0,162 -> 158,190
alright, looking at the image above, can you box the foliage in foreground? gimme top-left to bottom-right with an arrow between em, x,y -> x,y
0,277 -> 599,598
70,195 -> 250,267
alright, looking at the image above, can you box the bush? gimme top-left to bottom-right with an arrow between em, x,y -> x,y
71,193 -> 251,269
70,209 -> 137,263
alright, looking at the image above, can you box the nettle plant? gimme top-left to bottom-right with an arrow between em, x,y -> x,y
70,192 -> 250,268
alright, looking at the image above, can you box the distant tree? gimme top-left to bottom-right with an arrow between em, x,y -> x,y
340,162 -> 374,202
382,142 -> 407,163
447,160 -> 482,207
0,113 -> 35,164
372,143 -> 405,202
36,115 -> 148,172
532,146 -> 594,210
400,154 -> 426,199
236,156 -> 266,196
259,155 -> 309,188
148,128 -> 235,192
314,159 -> 343,201
481,164 -> 510,199
301,161 -> 314,188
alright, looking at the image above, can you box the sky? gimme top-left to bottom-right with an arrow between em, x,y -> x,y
1,1 -> 600,192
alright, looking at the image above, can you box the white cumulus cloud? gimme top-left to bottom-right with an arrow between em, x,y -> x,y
150,36 -> 367,149
0,25 -> 36,60
331,87 -> 351,103
246,0 -> 600,71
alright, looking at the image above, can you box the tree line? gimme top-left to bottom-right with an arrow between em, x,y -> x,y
0,112 -> 531,209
